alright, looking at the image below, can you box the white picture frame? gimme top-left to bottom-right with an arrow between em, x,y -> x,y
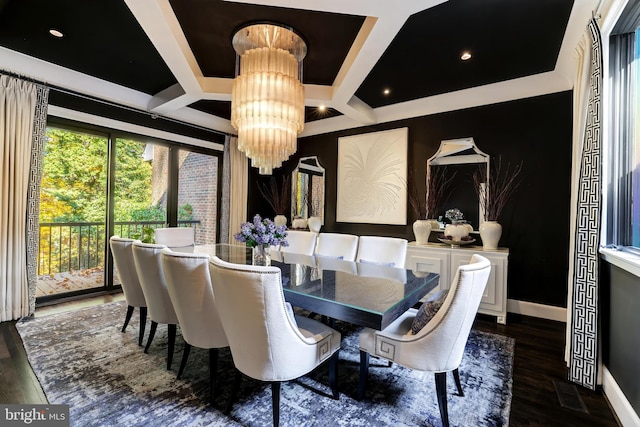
337,127 -> 408,225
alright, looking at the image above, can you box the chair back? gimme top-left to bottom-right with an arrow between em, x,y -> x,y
355,236 -> 408,267
315,233 -> 359,261
409,254 -> 491,371
209,256 -> 336,381
280,230 -> 317,256
154,227 -> 195,251
109,236 -> 146,307
161,248 -> 228,349
132,241 -> 179,325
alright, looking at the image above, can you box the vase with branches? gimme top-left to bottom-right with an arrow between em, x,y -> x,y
408,166 -> 456,245
473,157 -> 523,249
258,175 -> 290,226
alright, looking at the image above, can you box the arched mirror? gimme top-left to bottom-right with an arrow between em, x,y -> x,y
427,138 -> 489,230
291,156 -> 325,224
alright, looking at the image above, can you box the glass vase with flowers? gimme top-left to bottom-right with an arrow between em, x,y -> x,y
234,214 -> 289,266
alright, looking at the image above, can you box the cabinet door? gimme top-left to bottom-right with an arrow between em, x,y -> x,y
406,248 -> 450,290
451,252 -> 506,314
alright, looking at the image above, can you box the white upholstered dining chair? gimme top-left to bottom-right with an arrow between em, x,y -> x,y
358,254 -> 491,427
280,230 -> 317,256
355,236 -> 408,267
132,241 -> 180,370
314,232 -> 359,261
161,248 -> 228,403
154,227 -> 195,251
209,256 -> 341,427
109,236 -> 147,346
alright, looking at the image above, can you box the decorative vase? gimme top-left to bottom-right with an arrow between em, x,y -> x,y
444,220 -> 470,240
253,244 -> 271,266
479,221 -> 502,250
426,219 -> 441,232
463,223 -> 474,233
274,214 -> 287,227
308,216 -> 322,233
413,220 -> 432,245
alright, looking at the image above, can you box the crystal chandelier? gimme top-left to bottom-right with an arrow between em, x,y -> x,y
231,23 -> 307,175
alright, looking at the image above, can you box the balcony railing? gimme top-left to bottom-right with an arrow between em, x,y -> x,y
38,220 -> 200,275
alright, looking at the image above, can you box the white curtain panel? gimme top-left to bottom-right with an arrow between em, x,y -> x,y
228,136 -> 248,244
565,19 -> 603,391
0,75 -> 38,321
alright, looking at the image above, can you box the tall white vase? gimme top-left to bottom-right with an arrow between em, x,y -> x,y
274,215 -> 287,227
308,216 -> 322,233
479,221 -> 502,250
413,220 -> 432,245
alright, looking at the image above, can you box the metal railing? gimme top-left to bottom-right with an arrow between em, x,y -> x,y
38,220 -> 200,275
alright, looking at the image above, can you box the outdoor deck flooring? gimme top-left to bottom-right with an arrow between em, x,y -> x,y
36,268 -> 109,297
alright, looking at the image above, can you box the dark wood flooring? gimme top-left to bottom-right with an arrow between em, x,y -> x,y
0,296 -> 621,426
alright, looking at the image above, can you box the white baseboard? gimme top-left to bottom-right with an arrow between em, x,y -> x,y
507,299 -> 567,322
603,366 -> 640,427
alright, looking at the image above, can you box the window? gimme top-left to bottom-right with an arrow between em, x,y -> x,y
606,22 -> 640,251
38,119 -> 223,303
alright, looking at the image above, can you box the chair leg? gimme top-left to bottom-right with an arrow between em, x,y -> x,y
225,369 -> 242,415
329,351 -> 340,399
435,372 -> 450,427
138,307 -> 148,346
452,368 -> 464,396
357,350 -> 369,400
177,343 -> 191,379
167,324 -> 177,370
122,305 -> 134,332
144,321 -> 158,354
271,382 -> 281,427
209,348 -> 219,404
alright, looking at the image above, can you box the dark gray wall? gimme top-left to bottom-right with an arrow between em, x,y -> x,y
249,91 -> 573,307
602,261 -> 640,418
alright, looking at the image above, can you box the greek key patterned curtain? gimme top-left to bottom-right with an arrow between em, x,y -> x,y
566,18 -> 602,390
0,74 -> 49,320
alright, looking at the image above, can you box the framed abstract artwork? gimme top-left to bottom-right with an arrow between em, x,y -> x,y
337,127 -> 408,225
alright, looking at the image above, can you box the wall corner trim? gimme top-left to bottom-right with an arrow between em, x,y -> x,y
507,299 -> 567,322
603,366 -> 640,427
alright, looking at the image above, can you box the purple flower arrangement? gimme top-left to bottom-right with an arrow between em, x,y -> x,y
234,214 -> 289,248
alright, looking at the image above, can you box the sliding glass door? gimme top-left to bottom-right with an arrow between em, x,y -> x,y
38,127 -> 108,298
37,121 -> 223,303
177,149 -> 219,244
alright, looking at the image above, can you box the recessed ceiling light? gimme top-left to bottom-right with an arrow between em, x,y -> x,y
318,105 -> 327,112
49,29 -> 64,38
461,51 -> 472,61
383,88 -> 391,95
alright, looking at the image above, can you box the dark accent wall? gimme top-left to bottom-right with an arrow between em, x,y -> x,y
249,91 -> 573,307
601,261 -> 640,418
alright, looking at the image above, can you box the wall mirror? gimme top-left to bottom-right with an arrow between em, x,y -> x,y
291,156 -> 325,224
426,138 -> 489,230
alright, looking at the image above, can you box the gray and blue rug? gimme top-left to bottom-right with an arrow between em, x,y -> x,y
16,301 -> 514,426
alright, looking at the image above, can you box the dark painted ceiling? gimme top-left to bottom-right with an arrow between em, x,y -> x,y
0,0 -> 580,136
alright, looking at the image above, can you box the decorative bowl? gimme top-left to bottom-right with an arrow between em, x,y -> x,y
438,237 -> 476,248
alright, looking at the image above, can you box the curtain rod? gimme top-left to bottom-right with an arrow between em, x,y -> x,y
0,68 -> 231,139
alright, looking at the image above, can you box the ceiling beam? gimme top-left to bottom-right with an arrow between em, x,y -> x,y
124,0 -> 203,94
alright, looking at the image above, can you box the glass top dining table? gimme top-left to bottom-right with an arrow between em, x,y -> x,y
196,244 -> 440,330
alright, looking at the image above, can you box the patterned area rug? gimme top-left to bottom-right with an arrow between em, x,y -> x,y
16,301 -> 514,426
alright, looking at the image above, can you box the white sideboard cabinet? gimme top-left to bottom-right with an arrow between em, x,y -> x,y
405,242 -> 509,324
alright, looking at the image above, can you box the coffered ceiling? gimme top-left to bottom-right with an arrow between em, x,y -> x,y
0,0 -> 596,138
